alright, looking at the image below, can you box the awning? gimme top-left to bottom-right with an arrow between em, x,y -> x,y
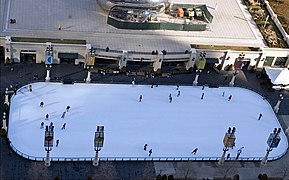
58,53 -> 78,59
206,58 -> 219,64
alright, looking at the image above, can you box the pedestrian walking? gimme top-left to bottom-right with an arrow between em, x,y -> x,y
40,101 -> 44,107
40,122 -> 44,129
149,149 -> 152,156
45,114 -> 49,121
56,139 -> 59,147
61,111 -> 66,118
144,144 -> 148,151
29,84 -> 32,92
177,90 -> 180,97
61,123 -> 66,130
222,92 -> 225,97
201,93 -> 204,99
191,148 -> 198,155
169,96 -> 172,103
66,105 -> 71,112
228,95 -> 232,101
139,95 -> 143,102
226,153 -> 230,159
258,113 -> 263,120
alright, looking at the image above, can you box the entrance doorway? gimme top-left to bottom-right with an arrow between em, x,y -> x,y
58,53 -> 78,64
0,46 -> 4,63
20,50 -> 36,63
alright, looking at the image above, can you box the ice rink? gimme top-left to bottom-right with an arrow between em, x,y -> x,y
8,82 -> 288,160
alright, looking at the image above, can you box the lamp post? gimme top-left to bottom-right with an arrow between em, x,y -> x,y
229,71 -> 238,87
218,127 -> 236,165
4,88 -> 9,106
93,126 -> 104,166
44,125 -> 54,167
193,51 -> 206,86
2,112 -> 7,131
273,94 -> 284,113
86,71 -> 91,83
45,43 -> 53,82
261,128 -> 281,165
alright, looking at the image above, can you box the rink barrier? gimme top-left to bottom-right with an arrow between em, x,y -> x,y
8,141 -> 287,162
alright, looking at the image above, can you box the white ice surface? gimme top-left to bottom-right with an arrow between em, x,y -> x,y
8,82 -> 288,160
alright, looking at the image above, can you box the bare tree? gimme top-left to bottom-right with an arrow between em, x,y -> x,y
216,161 -> 238,180
176,161 -> 196,180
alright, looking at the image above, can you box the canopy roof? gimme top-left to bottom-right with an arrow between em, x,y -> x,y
265,67 -> 289,85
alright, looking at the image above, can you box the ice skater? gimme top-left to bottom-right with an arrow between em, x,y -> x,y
222,92 -> 225,97
191,148 -> 198,155
139,95 -> 143,102
202,85 -> 205,90
40,122 -> 44,129
61,111 -> 66,118
176,84 -> 179,90
61,123 -> 66,130
49,122 -> 53,130
56,139 -> 59,147
177,90 -> 180,97
169,93 -> 172,98
228,95 -> 232,101
169,96 -> 173,103
236,147 -> 244,159
66,106 -> 70,112
201,93 -> 204,99
40,101 -> 44,107
45,114 -> 49,121
258,113 -> 263,120
149,149 -> 152,156
226,153 -> 230,160
144,144 -> 148,151
29,84 -> 32,92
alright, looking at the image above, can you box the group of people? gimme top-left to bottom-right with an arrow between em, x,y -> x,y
39,101 -> 71,147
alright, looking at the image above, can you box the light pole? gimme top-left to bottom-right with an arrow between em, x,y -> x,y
193,51 -> 206,86
261,128 -> 281,165
4,88 -> 9,106
93,126 -> 104,166
44,125 -> 54,167
218,127 -> 236,165
273,94 -> 284,113
2,112 -> 7,132
45,43 -> 53,82
86,71 -> 91,83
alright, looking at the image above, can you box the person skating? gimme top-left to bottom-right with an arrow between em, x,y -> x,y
66,106 -> 71,112
177,90 -> 180,97
29,84 -> 32,92
191,148 -> 198,155
61,111 -> 66,118
169,96 -> 172,103
144,144 -> 148,151
40,122 -> 44,129
61,123 -> 66,130
201,93 -> 204,99
149,149 -> 152,156
228,95 -> 232,101
139,95 -> 143,102
258,113 -> 262,120
56,139 -> 59,147
40,101 -> 44,107
45,114 -> 49,121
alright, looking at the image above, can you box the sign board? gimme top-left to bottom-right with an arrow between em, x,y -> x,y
196,58 -> 206,70
87,56 -> 95,66
94,132 -> 104,148
44,130 -> 54,147
45,55 -> 53,65
223,133 -> 236,147
267,133 -> 281,148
